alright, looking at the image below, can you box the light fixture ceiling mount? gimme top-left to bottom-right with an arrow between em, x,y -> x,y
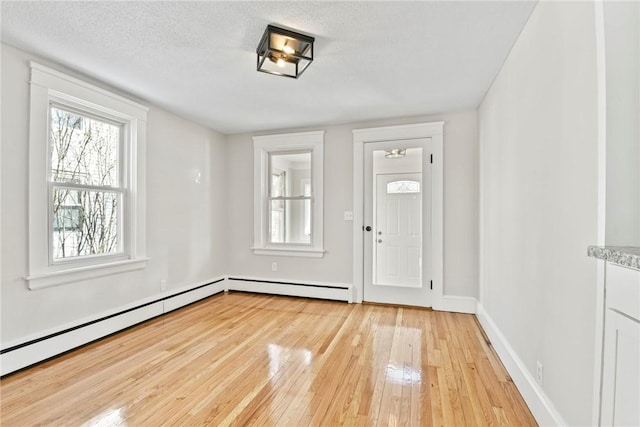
385,149 -> 407,159
257,25 -> 315,79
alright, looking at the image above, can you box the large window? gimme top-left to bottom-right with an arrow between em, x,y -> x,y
50,106 -> 123,260
253,131 -> 324,257
27,62 -> 148,289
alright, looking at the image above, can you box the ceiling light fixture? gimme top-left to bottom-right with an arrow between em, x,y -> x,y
257,25 -> 314,79
282,43 -> 295,55
385,149 -> 407,159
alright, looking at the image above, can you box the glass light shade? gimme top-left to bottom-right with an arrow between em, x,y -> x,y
257,25 -> 314,79
385,149 -> 407,159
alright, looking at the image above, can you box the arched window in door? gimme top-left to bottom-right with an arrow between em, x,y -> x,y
386,180 -> 420,194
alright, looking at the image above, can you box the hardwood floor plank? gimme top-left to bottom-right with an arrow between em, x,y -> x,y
1,293 -> 537,426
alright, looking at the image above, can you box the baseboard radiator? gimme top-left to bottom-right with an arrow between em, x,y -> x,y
227,277 -> 354,303
1,276 -> 354,376
0,278 -> 226,376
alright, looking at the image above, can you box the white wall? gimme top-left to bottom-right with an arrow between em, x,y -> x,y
478,2 -> 599,425
373,148 -> 422,175
1,44 -> 227,345
603,0 -> 640,246
227,111 -> 478,298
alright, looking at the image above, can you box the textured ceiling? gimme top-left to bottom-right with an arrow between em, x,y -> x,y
1,1 -> 536,134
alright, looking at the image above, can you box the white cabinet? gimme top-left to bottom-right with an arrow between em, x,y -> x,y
600,263 -> 640,426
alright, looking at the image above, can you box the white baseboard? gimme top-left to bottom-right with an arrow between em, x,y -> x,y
227,276 -> 353,303
1,277 -> 226,376
0,276 -> 480,377
162,279 -> 225,312
434,295 -> 477,314
476,303 -> 567,426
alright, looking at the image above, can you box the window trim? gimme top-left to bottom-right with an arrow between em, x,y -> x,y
26,62 -> 148,290
252,131 -> 325,258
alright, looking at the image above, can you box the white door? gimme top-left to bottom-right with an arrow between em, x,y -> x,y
363,139 -> 432,307
375,173 -> 422,287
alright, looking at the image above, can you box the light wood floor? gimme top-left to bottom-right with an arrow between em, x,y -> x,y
1,292 -> 537,426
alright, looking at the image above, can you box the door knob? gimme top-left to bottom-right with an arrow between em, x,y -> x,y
378,239 -> 382,243
365,226 -> 372,232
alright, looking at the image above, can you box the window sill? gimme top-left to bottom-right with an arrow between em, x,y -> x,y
251,247 -> 326,258
25,258 -> 149,290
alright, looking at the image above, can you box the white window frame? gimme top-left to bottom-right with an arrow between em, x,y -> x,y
252,131 -> 325,258
26,62 -> 148,290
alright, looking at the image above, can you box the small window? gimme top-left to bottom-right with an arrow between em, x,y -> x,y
387,180 -> 420,194
268,151 -> 312,245
253,131 -> 324,257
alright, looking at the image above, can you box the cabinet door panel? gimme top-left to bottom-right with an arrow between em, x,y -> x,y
607,263 -> 640,320
601,309 -> 640,426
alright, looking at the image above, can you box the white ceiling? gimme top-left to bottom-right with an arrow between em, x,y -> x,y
1,1 -> 536,135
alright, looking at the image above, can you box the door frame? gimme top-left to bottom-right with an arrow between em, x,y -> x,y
352,122 -> 444,306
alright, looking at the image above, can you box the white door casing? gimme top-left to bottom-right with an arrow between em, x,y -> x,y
352,122 -> 443,307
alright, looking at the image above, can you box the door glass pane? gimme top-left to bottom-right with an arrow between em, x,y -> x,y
387,180 -> 420,194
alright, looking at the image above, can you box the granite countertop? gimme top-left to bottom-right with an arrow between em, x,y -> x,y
588,246 -> 640,270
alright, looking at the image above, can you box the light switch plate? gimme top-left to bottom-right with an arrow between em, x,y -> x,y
344,211 -> 354,221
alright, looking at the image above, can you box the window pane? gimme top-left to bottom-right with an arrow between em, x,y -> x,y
50,106 -> 121,187
269,151 -> 311,197
304,182 -> 311,236
52,187 -> 121,260
271,170 -> 286,197
269,199 -> 311,244
270,199 -> 285,243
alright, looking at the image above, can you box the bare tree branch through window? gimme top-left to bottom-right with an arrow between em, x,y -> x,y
50,106 -> 122,260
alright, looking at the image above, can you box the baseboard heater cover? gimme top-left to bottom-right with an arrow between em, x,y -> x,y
0,278 -> 225,376
227,277 -> 353,303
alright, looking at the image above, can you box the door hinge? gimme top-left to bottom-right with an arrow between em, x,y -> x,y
430,280 -> 433,290
430,154 -> 433,164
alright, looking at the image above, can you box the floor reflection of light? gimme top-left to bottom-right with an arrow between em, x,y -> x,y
83,408 -> 127,427
385,363 -> 422,384
268,343 -> 312,377
373,325 -> 423,386
266,343 -> 314,421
